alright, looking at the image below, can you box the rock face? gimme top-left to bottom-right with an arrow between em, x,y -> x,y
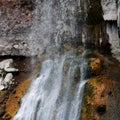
81,52 -> 120,120
101,0 -> 119,31
0,0 -> 35,56
85,0 -> 120,61
0,0 -> 119,120
0,56 -> 38,120
0,59 -> 18,72
101,0 -> 117,21
81,77 -> 114,120
0,106 -> 5,117
118,1 -> 120,28
4,78 -> 31,119
0,59 -> 18,91
101,0 -> 120,57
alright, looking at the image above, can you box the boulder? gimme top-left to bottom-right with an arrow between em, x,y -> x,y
0,59 -> 18,91
0,59 -> 18,72
3,73 -> 13,86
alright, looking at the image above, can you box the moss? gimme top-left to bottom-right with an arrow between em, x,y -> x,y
84,83 -> 94,98
81,82 -> 94,119
96,78 -> 103,84
81,76 -> 115,120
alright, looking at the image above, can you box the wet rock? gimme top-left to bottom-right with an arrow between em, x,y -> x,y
90,58 -> 102,75
5,78 -> 31,118
73,67 -> 80,81
81,77 -> 112,120
0,106 -> 5,117
63,43 -> 73,51
83,67 -> 93,80
118,27 -> 120,38
63,64 -> 69,73
101,41 -> 112,55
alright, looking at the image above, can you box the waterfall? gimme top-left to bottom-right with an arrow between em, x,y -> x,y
13,50 -> 88,120
12,0 -> 89,119
28,0 -> 86,55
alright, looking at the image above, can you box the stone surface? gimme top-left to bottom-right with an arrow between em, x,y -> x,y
3,73 -> 13,85
0,0 -> 35,56
101,0 -> 117,21
0,59 -> 18,72
81,52 -> 120,120
0,84 -> 4,91
81,77 -> 114,120
0,1 -> 119,120
0,106 -> 5,117
0,59 -> 18,91
0,55 -> 39,119
4,78 -> 31,118
90,58 -> 102,75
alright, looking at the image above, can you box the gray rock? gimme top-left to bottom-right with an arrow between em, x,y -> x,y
101,0 -> 117,21
0,59 -> 18,91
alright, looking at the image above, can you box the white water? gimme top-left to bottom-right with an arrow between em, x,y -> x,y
13,1 -> 89,119
13,51 -> 88,120
28,0 -> 86,55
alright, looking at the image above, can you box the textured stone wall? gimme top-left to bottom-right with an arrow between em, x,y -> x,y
0,0 -> 35,56
81,50 -> 120,120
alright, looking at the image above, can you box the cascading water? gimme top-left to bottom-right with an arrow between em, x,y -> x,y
13,50 -> 88,120
28,0 -> 86,55
13,0 -> 89,120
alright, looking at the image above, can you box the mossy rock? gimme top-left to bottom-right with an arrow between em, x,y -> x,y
81,76 -> 114,120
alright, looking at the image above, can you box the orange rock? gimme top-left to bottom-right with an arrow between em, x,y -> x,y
90,58 -> 102,75
4,78 -> 31,118
81,76 -> 115,120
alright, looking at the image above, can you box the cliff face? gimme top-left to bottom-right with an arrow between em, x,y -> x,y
101,0 -> 120,61
0,0 -> 35,56
81,51 -> 120,120
101,0 -> 117,21
81,1 -> 120,119
0,56 -> 38,120
0,0 -> 119,120
0,0 -> 119,57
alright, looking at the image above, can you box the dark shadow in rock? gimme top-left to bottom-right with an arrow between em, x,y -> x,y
118,27 -> 120,38
96,105 -> 106,115
19,0 -> 35,11
100,42 -> 112,56
0,106 -> 5,117
108,91 -> 113,97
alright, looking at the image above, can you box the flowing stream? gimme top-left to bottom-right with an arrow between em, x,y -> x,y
13,50 -> 88,120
